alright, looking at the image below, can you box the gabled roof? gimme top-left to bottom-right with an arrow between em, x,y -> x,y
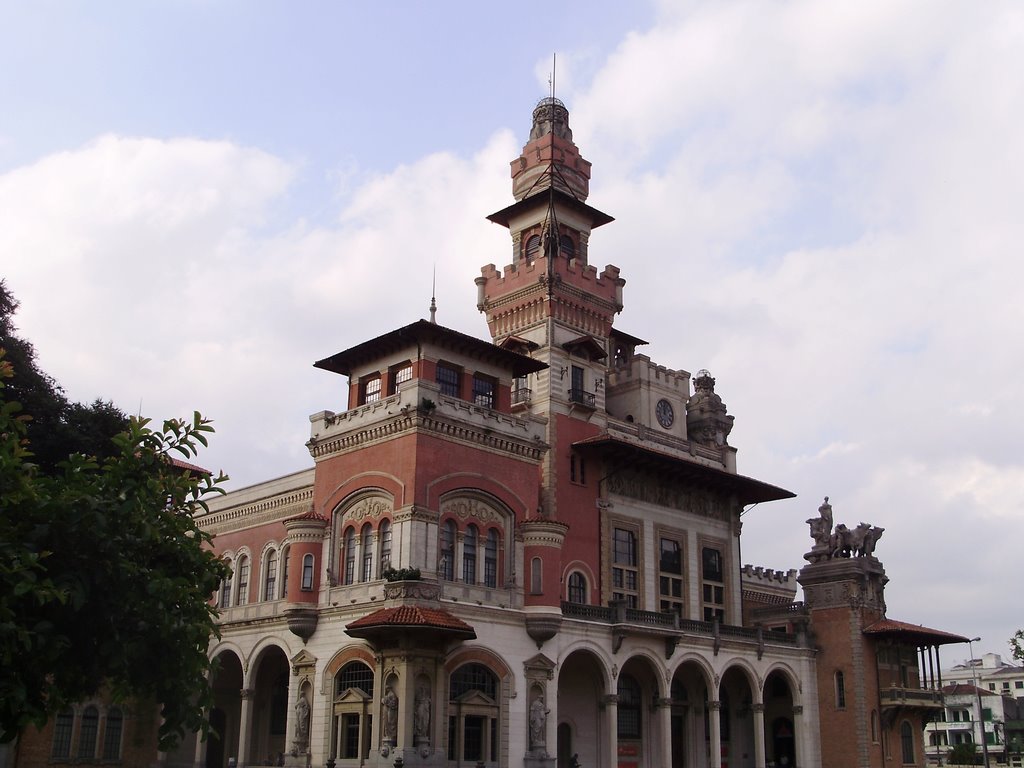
314,319 -> 548,378
863,618 -> 969,646
572,434 -> 795,505
941,683 -> 999,697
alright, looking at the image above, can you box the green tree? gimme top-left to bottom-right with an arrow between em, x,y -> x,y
1012,629 -> 1024,663
948,741 -> 978,765
0,280 -> 128,471
0,359 -> 230,747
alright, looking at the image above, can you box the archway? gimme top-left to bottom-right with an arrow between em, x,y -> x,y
617,654 -> 663,768
557,649 -> 606,768
719,665 -> 756,768
763,669 -> 796,766
208,650 -> 243,768
247,644 -> 290,764
670,659 -> 712,768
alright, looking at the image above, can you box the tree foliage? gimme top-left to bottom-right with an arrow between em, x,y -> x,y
0,287 -> 230,748
0,280 -> 128,471
1012,629 -> 1024,663
948,741 -> 978,765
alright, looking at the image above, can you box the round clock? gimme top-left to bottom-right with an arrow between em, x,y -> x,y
656,398 -> 675,429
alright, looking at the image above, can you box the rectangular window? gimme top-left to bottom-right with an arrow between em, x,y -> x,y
102,709 -> 123,760
388,362 -> 412,395
1016,681 -> 1023,689
301,554 -> 314,591
701,545 -> 725,621
436,363 -> 461,397
264,553 -> 278,601
612,527 -> 639,609
361,374 -> 382,404
659,536 -> 684,617
570,454 -> 586,484
472,374 -> 496,408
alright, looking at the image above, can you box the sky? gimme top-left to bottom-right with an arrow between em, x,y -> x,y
2,0 -> 1021,666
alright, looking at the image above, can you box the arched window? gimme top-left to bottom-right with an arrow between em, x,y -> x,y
343,528 -> 356,585
463,525 -> 478,584
835,670 -> 846,709
236,555 -> 249,605
102,707 -> 123,760
440,520 -> 456,581
559,233 -> 575,260
524,234 -> 541,262
617,675 -> 641,740
219,560 -> 233,609
448,664 -> 500,764
360,523 -> 373,582
531,557 -> 543,594
264,549 -> 279,601
52,709 -> 73,758
334,662 -> 375,760
901,720 -> 915,764
78,705 -> 99,758
301,553 -> 315,591
280,545 -> 290,598
484,529 -> 498,588
567,572 -> 587,604
379,519 -> 392,573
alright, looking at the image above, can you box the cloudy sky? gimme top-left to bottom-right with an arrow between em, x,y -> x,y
3,1 -> 1021,664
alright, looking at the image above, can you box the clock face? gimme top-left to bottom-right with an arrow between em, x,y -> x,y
656,398 -> 675,429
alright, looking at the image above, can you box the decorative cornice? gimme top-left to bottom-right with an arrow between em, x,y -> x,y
308,411 -> 547,464
200,487 -> 314,535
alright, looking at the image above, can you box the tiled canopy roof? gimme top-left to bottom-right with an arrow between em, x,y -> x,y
863,618 -> 968,646
346,605 -> 475,637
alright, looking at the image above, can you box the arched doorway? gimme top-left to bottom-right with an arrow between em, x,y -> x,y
248,644 -> 290,764
208,650 -> 243,768
719,666 -> 756,768
763,669 -> 796,766
616,655 -> 663,768
670,660 -> 711,768
557,650 -> 606,768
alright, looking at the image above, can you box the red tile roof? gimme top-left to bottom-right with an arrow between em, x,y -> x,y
346,605 -> 474,634
168,456 -> 211,475
863,618 -> 968,645
287,504 -> 328,523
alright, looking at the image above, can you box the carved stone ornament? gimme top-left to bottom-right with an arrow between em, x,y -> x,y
343,496 -> 392,524
804,496 -> 884,563
441,497 -> 502,524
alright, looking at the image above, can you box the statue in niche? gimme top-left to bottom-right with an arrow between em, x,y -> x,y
382,688 -> 399,742
529,695 -> 549,750
293,692 -> 310,751
414,685 -> 431,738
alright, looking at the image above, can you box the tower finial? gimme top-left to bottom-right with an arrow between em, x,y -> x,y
429,264 -> 437,323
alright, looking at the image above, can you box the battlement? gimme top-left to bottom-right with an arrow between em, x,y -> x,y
477,255 -> 623,308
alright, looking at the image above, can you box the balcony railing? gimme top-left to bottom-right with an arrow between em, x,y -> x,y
568,388 -> 596,408
880,687 -> 944,707
512,387 -> 532,405
561,601 -> 799,646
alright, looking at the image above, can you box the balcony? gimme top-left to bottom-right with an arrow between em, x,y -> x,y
568,388 -> 596,408
512,386 -> 532,406
561,601 -> 800,657
879,686 -> 944,717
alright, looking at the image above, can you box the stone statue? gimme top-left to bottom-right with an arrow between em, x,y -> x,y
529,696 -> 548,750
862,525 -> 884,556
414,685 -> 431,738
807,496 -> 833,547
293,693 -> 310,750
382,688 -> 399,742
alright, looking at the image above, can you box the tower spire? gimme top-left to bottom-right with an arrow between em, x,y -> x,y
429,264 -> 437,323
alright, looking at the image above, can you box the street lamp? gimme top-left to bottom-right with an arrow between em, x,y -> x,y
968,637 -> 991,768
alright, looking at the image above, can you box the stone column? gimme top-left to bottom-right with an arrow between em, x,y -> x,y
708,700 -> 722,768
603,695 -> 618,768
237,688 -> 255,768
792,705 -> 805,768
753,703 -> 766,768
656,698 -> 673,768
